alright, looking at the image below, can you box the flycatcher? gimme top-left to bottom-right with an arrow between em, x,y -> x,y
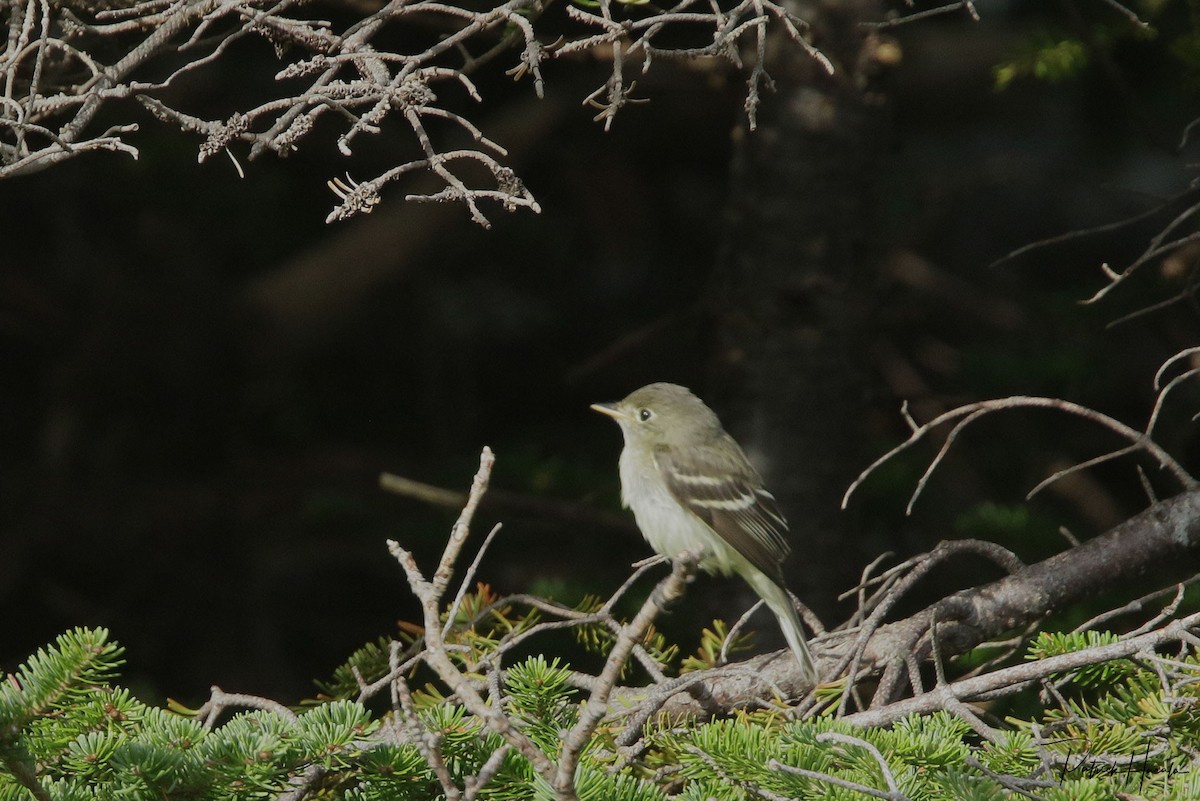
591,382 -> 819,683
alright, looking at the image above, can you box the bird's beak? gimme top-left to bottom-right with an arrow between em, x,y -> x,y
590,402 -> 625,420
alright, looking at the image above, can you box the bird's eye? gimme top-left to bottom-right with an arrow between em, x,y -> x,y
638,408 -> 653,422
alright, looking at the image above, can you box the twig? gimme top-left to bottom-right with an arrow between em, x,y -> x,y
444,522 -> 504,638
862,0 -> 979,29
1072,577 -> 1196,637
194,686 -> 299,729
392,672 -> 461,799
2,0 -> 834,221
386,448 -> 560,783
768,755 -> 912,801
552,553 -> 699,796
843,611 -> 1200,727
380,471 -> 634,534
614,488 -> 1200,721
720,600 -> 762,664
275,764 -> 326,801
843,393 -> 1197,513
989,186 -> 1200,270
831,539 -> 1024,715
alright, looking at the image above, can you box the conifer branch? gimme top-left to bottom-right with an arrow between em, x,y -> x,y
553,552 -> 698,796
842,610 -> 1200,727
609,487 -> 1200,720
386,446 -> 701,800
387,446 -> 559,790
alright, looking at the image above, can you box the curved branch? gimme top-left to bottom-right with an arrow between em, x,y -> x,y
843,610 -> 1200,728
842,394 -> 1197,513
620,488 -> 1200,719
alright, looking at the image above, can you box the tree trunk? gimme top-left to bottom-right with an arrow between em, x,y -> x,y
711,1 -> 890,623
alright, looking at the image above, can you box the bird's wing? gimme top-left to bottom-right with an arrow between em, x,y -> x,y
655,440 -> 791,584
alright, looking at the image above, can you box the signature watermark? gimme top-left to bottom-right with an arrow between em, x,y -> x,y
1051,735 -> 1175,791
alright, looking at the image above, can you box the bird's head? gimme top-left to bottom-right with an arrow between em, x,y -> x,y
590,382 -> 722,448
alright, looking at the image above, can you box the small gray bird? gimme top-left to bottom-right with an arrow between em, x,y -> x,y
591,382 -> 818,683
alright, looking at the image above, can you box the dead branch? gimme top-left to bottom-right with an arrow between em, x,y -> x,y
842,387 -> 1197,515
842,610 -> 1200,728
991,181 -> 1200,322
386,447 -> 560,791
616,487 -> 1200,719
193,685 -> 300,728
1,0 -> 831,221
383,446 -> 699,801
379,470 -> 635,535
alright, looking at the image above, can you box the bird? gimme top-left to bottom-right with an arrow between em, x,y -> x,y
591,382 -> 819,683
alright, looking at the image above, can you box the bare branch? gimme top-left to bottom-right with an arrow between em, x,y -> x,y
1,0 -> 831,218
843,389 -> 1197,513
842,611 -> 1200,728
379,447 -> 702,800
194,685 -> 299,729
386,451 -> 559,784
862,0 -> 980,30
617,487 -> 1200,719
552,553 -> 698,796
443,522 -> 503,638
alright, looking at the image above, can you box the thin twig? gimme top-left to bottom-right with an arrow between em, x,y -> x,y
843,393 -> 1197,513
844,612 -> 1200,727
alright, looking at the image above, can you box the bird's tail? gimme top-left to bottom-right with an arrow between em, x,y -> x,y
745,572 -> 819,684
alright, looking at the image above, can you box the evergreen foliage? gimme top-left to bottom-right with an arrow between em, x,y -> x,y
5,620 -> 1200,800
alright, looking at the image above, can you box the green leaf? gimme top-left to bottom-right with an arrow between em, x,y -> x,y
297,699 -> 377,765
0,628 -> 125,733
1027,631 -> 1134,688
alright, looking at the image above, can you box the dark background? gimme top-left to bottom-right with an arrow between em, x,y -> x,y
3,0 -> 1199,704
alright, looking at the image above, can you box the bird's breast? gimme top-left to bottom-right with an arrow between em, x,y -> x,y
617,446 -> 740,575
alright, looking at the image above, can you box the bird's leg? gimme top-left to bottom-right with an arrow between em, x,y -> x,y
674,548 -> 706,577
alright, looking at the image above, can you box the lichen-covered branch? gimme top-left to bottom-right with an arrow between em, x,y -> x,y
0,0 -> 829,222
